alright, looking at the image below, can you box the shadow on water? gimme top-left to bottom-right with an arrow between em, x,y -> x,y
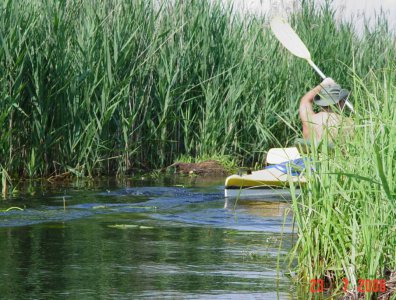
0,177 -> 297,299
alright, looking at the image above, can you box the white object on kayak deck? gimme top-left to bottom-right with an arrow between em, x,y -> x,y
265,147 -> 301,164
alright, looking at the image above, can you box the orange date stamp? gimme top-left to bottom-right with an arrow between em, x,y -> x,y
310,278 -> 387,293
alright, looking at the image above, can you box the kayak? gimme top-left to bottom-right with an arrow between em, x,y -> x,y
224,147 -> 306,198
224,168 -> 305,198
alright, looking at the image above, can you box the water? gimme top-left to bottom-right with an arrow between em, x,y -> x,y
0,177 -> 296,299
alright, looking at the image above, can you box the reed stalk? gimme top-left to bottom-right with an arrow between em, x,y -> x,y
289,67 -> 396,298
1,0 -> 394,177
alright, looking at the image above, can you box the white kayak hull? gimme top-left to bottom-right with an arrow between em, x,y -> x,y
224,187 -> 300,199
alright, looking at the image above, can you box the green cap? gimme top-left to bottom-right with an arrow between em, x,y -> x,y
314,83 -> 350,106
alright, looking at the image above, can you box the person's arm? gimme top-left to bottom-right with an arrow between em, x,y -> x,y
299,78 -> 335,139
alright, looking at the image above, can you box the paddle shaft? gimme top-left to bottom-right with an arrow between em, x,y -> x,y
307,59 -> 326,79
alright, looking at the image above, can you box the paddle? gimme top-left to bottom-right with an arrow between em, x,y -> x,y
270,16 -> 354,112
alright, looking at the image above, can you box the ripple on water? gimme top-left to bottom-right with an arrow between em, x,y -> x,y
0,186 -> 293,235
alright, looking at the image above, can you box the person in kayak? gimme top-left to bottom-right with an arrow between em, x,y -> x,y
299,77 -> 353,146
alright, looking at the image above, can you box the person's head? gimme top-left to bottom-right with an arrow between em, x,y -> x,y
314,83 -> 350,111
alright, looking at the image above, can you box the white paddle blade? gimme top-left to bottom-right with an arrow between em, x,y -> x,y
270,16 -> 311,60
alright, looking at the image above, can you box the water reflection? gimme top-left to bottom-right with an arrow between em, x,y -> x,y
224,198 -> 291,217
0,179 -> 296,299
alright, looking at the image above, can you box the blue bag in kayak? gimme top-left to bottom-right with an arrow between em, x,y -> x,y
265,158 -> 306,176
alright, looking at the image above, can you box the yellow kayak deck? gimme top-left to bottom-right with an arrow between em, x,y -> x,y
225,167 -> 306,189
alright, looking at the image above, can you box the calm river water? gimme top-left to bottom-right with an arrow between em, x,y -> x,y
0,177 -> 296,299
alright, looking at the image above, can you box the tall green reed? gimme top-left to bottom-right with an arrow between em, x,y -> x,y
0,0 -> 395,179
290,64 -> 396,297
275,3 -> 396,298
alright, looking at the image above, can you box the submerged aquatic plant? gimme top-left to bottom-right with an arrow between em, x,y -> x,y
0,207 -> 23,212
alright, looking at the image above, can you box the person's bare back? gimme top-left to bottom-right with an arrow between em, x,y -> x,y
308,111 -> 353,144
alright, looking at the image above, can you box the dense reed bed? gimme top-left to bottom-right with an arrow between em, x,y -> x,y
290,67 -> 396,298
0,0 -> 278,178
1,0 -> 394,179
285,6 -> 396,299
274,5 -> 396,299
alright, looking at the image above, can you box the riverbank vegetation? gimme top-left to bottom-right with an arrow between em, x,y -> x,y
290,69 -> 396,298
1,0 -> 394,179
1,0 -> 396,297
284,4 -> 396,300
